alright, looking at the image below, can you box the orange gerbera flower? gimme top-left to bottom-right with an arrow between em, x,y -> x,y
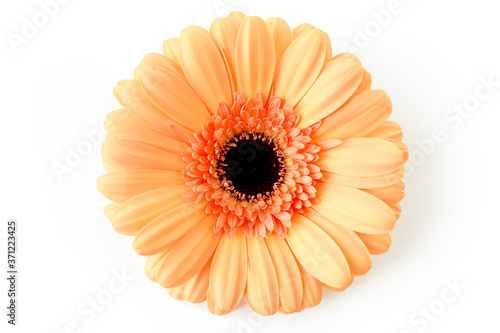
98,11 -> 408,315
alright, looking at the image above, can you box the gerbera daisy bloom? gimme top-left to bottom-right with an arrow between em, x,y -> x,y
98,11 -> 408,315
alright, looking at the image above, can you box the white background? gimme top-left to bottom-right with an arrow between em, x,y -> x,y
1,0 -> 499,332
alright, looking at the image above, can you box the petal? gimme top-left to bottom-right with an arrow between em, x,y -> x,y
162,37 -> 181,64
133,53 -> 185,80
157,215 -> 220,288
139,66 -> 211,131
144,251 -> 169,282
97,170 -> 184,203
317,138 -> 404,177
295,59 -> 363,128
307,210 -> 372,276
265,233 -> 303,314
101,140 -> 185,171
365,121 -> 403,140
244,237 -> 279,316
133,201 -> 207,256
180,27 -> 233,113
207,289 -> 231,315
181,257 -> 212,303
356,232 -> 392,255
273,29 -> 328,106
111,185 -> 190,235
209,18 -> 239,91
363,181 -> 405,205
265,17 -> 293,68
386,138 -> 409,163
353,69 -> 372,96
105,128 -> 186,155
235,16 -> 275,101
315,183 -> 396,234
228,11 -> 247,26
286,214 -> 351,289
103,108 -> 149,133
322,167 -> 404,189
292,23 -> 315,38
103,202 -> 119,220
312,90 -> 392,141
332,52 -> 361,64
210,229 -> 247,311
167,286 -> 184,300
297,261 -> 322,310
113,80 -> 192,136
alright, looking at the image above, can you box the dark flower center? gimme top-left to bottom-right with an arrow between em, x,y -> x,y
219,137 -> 285,199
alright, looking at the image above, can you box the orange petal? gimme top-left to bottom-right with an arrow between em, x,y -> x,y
273,29 -> 328,106
105,128 -> 186,154
180,27 -> 233,113
111,185 -> 190,236
307,210 -> 372,276
244,237 -> 279,316
353,69 -> 372,96
133,53 -> 185,80
207,289 -> 231,315
356,232 -> 392,255
103,202 -> 119,220
365,121 -> 403,140
133,201 -> 207,256
235,16 -> 275,101
297,261 -> 322,310
101,140 -> 185,171
209,18 -> 239,91
332,52 -> 361,64
227,11 -> 246,26
167,286 -> 184,300
322,167 -> 404,189
265,17 -> 293,69
363,181 -> 405,205
385,138 -> 409,163
312,90 -> 392,141
295,59 -> 363,128
162,37 -> 181,65
157,215 -> 220,288
315,183 -> 396,234
317,138 -> 404,177
292,23 -> 315,38
210,229 -> 247,311
181,257 -> 212,303
265,233 -> 303,314
139,66 -> 211,131
103,108 -> 149,133
144,251 -> 169,282
97,170 -> 184,203
286,214 -> 351,289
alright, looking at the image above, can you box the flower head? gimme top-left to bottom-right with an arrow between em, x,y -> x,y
98,11 -> 407,315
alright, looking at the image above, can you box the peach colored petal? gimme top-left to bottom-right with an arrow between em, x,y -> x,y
180,27 -> 233,113
133,53 -> 185,80
139,66 -> 211,131
181,257 -> 212,303
365,121 -> 403,140
133,201 -> 207,256
363,181 -> 405,205
385,138 -> 409,163
105,128 -> 186,154
227,11 -> 246,26
265,233 -> 303,314
162,37 -> 181,65
322,167 -> 404,189
317,138 -> 404,177
297,261 -> 322,310
210,229 -> 247,311
331,52 -> 361,64
207,289 -> 231,315
294,59 -> 363,128
265,17 -> 293,69
97,170 -> 184,203
312,90 -> 392,141
273,29 -> 328,106
286,214 -> 351,289
307,210 -> 372,276
235,16 -> 275,101
103,108 -> 149,133
157,215 -> 220,288
101,140 -> 185,171
245,237 -> 279,316
167,286 -> 184,300
292,23 -> 315,38
209,18 -> 239,92
144,251 -> 169,282
353,69 -> 372,96
111,185 -> 190,236
314,183 -> 396,234
103,202 -> 119,220
356,232 -> 392,255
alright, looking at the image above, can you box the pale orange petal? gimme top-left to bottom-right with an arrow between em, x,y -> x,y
314,183 -> 396,234
317,138 -> 404,177
297,261 -> 322,310
227,11 -> 246,26
209,18 -> 239,91
292,23 -> 315,38
312,90 -> 392,141
181,257 -> 212,303
235,16 -> 275,101
180,27 -> 233,113
286,214 -> 351,289
167,286 -> 184,300
265,17 -> 293,69
356,232 -> 392,255
103,108 -> 149,133
207,289 -> 231,315
365,121 -> 403,140
105,128 -> 186,154
273,29 -> 328,106
133,53 -> 185,80
322,167 -> 404,189
144,251 -> 169,282
157,215 -> 220,288
103,202 -> 119,220
363,181 -> 405,205
133,202 -> 207,256
162,37 -> 181,65
353,69 -> 372,96
295,59 -> 363,128
210,229 -> 247,311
